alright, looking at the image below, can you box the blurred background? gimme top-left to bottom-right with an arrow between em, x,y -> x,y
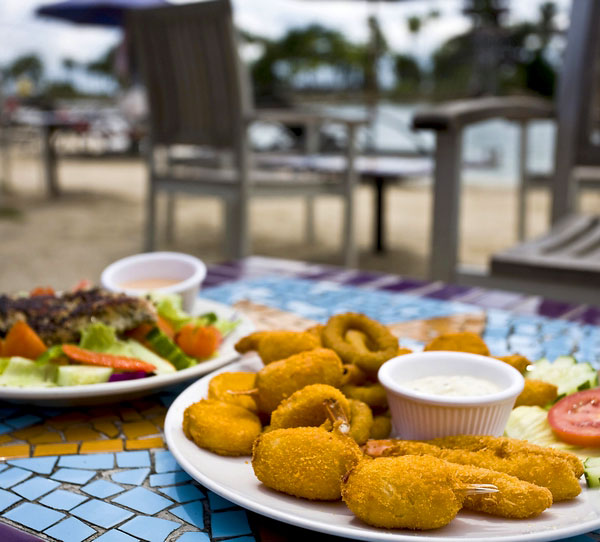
2,0 -> 593,293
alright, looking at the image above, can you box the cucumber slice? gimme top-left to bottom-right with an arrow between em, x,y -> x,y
0,357 -> 57,387
145,327 -> 196,370
584,458 -> 600,488
125,340 -> 176,375
57,365 -> 112,386
526,356 -> 598,399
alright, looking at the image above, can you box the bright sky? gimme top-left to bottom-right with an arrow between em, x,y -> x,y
0,0 -> 572,85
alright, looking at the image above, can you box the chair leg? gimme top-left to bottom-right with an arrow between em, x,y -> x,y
144,179 -> 157,252
224,196 -> 250,259
342,194 -> 357,268
305,195 -> 316,244
165,194 -> 175,244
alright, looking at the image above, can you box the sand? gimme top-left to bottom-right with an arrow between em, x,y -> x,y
2,153 -> 597,294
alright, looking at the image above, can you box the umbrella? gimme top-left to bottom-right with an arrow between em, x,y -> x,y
36,0 -> 168,27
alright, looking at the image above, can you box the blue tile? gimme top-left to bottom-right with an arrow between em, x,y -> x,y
158,484 -> 204,503
0,464 -> 7,473
44,516 -> 96,542
5,415 -> 42,429
112,487 -> 172,515
95,530 -> 139,542
0,467 -> 32,488
0,423 -> 12,434
116,451 -> 150,468
119,515 -> 181,542
154,450 -> 180,473
176,533 -> 210,542
3,502 -> 65,531
58,453 -> 114,470
149,471 -> 191,487
111,468 -> 150,486
210,510 -> 251,538
0,406 -> 18,417
51,468 -> 95,485
169,501 -> 204,528
7,456 -> 58,475
40,489 -> 88,511
208,491 -> 234,511
221,538 -> 254,542
71,498 -> 134,528
0,488 -> 21,511
12,476 -> 60,500
81,479 -> 124,498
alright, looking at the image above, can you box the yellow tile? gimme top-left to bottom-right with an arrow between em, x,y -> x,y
46,413 -> 88,429
119,408 -> 143,422
29,432 -> 63,445
89,414 -> 120,423
125,437 -> 165,450
122,421 -> 159,440
149,414 -> 165,429
141,404 -> 167,418
93,421 -> 120,438
80,439 -> 123,454
0,445 -> 30,460
34,443 -> 78,457
0,435 -> 14,445
12,425 -> 45,441
64,426 -> 102,442
88,406 -> 119,418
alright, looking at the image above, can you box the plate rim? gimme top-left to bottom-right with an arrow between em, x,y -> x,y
0,298 -> 254,402
165,357 -> 600,542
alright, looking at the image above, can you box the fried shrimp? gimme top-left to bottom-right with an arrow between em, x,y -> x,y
322,313 -> 398,374
340,364 -> 368,386
341,456 -> 464,529
514,379 -> 558,408
208,372 -> 258,413
255,348 -> 344,414
495,354 -> 531,373
369,414 -> 392,439
424,331 -> 490,356
341,382 -> 388,409
305,324 -> 324,345
347,399 -> 373,445
252,426 -> 363,500
364,439 -> 581,502
183,399 -> 262,456
269,384 -> 350,430
235,330 -> 320,365
427,435 -> 583,478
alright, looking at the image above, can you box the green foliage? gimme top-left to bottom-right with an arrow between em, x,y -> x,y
8,54 -> 44,84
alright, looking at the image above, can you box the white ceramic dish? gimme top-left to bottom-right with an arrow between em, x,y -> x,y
0,299 -> 253,406
165,356 -> 600,542
101,252 -> 207,312
378,352 -> 524,440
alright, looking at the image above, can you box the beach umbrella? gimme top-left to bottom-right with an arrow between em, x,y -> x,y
36,0 -> 168,27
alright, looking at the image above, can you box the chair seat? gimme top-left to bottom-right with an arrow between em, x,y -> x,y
491,214 -> 600,285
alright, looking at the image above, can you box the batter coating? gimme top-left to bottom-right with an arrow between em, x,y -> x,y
252,427 -> 363,500
183,399 -> 262,456
495,354 -> 531,373
341,382 -> 388,409
235,330 -> 320,365
369,414 -> 392,439
514,379 -> 558,408
208,372 -> 258,413
424,331 -> 490,356
347,399 -> 373,445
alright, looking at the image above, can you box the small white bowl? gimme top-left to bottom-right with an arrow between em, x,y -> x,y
100,252 -> 207,312
378,351 -> 524,440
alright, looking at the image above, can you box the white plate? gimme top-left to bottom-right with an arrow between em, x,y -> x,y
165,357 -> 600,542
0,299 -> 254,406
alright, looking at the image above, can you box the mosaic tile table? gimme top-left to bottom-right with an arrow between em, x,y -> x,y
1,256 -> 600,542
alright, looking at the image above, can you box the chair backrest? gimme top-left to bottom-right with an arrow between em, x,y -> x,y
551,0 -> 600,222
127,0 -> 251,149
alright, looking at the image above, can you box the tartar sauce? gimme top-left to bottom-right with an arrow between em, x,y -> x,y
402,375 -> 500,397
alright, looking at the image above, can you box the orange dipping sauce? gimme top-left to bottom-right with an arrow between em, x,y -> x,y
120,278 -> 182,289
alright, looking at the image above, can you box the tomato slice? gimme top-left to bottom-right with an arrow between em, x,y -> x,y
548,388 -> 600,446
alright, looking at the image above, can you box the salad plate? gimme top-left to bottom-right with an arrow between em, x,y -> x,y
0,298 -> 254,406
165,357 -> 600,542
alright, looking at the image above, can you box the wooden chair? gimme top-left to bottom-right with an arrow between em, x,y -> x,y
127,0 -> 366,267
412,0 -> 600,304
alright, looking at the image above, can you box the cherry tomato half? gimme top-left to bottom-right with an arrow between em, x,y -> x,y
548,388 -> 600,446
176,324 -> 222,359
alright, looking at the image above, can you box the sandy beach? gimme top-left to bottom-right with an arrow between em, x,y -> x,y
2,152 -> 598,293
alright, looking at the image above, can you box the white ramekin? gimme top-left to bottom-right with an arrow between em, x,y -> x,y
378,351 -> 524,440
100,252 -> 207,312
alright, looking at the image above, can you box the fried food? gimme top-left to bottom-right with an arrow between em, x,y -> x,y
235,330 -> 320,365
252,426 -> 363,500
427,435 -> 583,478
341,456 -> 464,529
364,439 -> 581,502
183,399 -> 262,456
255,348 -> 344,414
369,414 -> 392,439
495,354 -> 531,373
347,399 -> 373,445
305,324 -> 324,345
452,463 -> 553,519
424,331 -> 490,356
207,372 -> 258,413
322,313 -> 398,374
341,382 -> 388,409
514,379 -> 558,408
340,364 -> 368,386
270,384 -> 350,430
